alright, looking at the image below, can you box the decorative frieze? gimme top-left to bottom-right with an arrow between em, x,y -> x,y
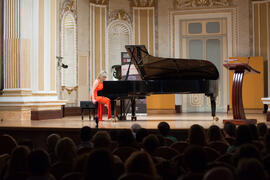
132,0 -> 155,7
89,0 -> 109,5
61,86 -> 78,95
109,10 -> 131,24
60,0 -> 77,20
175,0 -> 231,9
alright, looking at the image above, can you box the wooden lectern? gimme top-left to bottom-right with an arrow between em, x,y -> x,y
223,63 -> 260,125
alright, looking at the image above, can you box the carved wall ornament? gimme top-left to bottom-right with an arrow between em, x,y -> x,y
60,0 -> 77,20
109,10 -> 131,24
89,0 -> 108,5
176,0 -> 231,9
132,0 -> 155,7
61,86 -> 78,95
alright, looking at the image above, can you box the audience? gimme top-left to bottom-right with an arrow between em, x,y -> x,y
142,134 -> 160,155
158,122 -> 177,141
0,135 -> 17,155
125,151 -> 159,177
4,146 -> 30,180
77,126 -> 93,155
223,122 -> 236,138
237,158 -> 266,180
203,167 -> 234,180
92,130 -> 112,150
227,125 -> 253,153
258,123 -> 267,140
207,125 -> 226,143
27,149 -> 55,180
262,129 -> 270,156
248,124 -> 259,141
82,149 -> 115,180
118,129 -> 139,149
46,133 -> 60,164
188,124 -> 207,146
135,128 -> 149,143
130,123 -> 142,138
52,137 -> 77,179
0,122 -> 269,180
223,122 -> 237,146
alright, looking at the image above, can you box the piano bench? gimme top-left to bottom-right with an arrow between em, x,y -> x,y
80,101 -> 98,121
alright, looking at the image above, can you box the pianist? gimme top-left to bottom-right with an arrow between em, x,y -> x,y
91,71 -> 112,121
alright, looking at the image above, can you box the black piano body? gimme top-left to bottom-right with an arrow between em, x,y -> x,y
98,45 -> 219,120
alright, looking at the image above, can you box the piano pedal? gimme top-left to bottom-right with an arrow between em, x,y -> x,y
213,116 -> 219,121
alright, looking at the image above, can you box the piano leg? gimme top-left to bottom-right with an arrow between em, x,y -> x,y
111,100 -> 115,118
119,99 -> 126,120
210,95 -> 219,121
81,108 -> 84,121
131,98 -> 137,121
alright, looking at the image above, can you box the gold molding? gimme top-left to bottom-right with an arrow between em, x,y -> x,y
175,0 -> 231,9
109,10 -> 132,24
60,0 -> 77,20
89,0 -> 108,5
132,0 -> 155,7
61,86 -> 78,94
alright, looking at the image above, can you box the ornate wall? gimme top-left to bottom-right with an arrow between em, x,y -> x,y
0,1 -> 2,91
71,0 -> 269,111
0,0 -> 268,120
59,0 -> 78,106
0,0 -> 65,121
106,10 -> 132,77
89,0 -> 108,89
252,1 -> 270,96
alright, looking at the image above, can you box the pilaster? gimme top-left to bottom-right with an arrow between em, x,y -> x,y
0,0 -> 65,121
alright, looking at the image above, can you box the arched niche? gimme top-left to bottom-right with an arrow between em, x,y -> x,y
106,20 -> 132,79
60,12 -> 77,105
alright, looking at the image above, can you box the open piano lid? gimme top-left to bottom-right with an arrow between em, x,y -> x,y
125,45 -> 219,80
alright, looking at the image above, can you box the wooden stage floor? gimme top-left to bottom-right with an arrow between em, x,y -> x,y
0,112 -> 268,130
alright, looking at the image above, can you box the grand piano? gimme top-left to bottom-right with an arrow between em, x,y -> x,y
98,45 -> 219,121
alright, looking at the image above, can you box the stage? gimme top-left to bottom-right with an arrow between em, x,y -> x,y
0,112 -> 267,130
0,112 -> 267,148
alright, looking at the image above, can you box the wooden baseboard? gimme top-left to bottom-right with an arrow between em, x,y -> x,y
64,107 -> 81,116
227,109 -> 264,114
147,109 -> 176,114
175,105 -> 182,113
31,110 -> 62,120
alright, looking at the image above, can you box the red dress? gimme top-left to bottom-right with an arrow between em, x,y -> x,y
91,80 -> 112,121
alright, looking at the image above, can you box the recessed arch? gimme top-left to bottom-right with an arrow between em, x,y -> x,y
106,20 -> 133,79
60,11 -> 78,106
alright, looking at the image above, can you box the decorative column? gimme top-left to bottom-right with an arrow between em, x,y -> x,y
132,0 -> 155,55
133,0 -> 175,112
253,1 -> 270,121
0,1 -> 3,90
252,1 -> 270,96
0,0 -> 65,121
89,0 -> 108,88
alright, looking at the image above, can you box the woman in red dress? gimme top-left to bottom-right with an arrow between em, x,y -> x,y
91,71 -> 112,121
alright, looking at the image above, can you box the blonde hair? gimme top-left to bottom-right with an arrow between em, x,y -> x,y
97,70 -> 107,79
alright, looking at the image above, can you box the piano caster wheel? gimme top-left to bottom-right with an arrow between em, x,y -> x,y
109,118 -> 116,122
213,116 -> 219,121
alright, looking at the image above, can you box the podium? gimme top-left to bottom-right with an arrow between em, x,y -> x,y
223,63 -> 260,125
